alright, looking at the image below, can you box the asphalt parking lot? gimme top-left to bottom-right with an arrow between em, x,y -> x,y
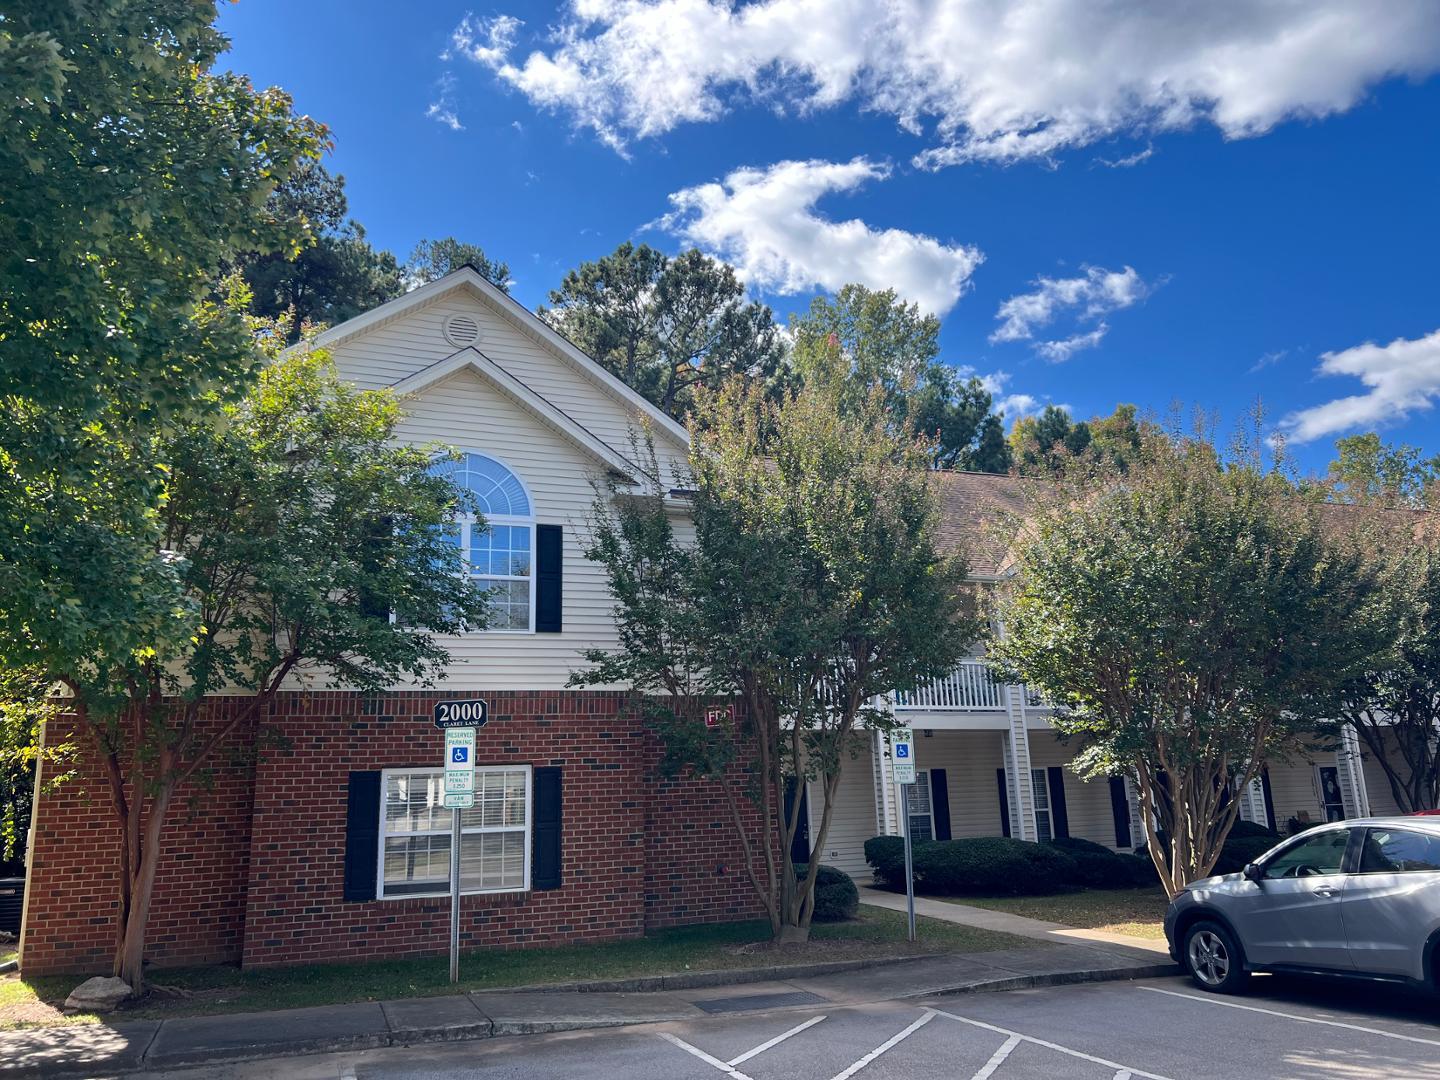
148,974 -> 1440,1080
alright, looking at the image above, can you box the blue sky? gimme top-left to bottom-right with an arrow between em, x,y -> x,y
217,1 -> 1440,473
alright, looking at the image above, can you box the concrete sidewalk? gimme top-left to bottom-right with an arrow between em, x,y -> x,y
857,887 -> 1171,956
0,943 -> 1176,1077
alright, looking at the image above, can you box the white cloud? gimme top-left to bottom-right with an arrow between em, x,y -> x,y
1278,329 -> 1440,443
653,157 -> 983,316
448,2 -> 1440,163
991,266 -> 1148,344
426,72 -> 464,131
1035,324 -> 1109,363
978,370 -> 1045,421
1095,144 -> 1155,169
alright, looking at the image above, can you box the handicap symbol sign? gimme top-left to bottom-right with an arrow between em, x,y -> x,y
451,746 -> 469,764
895,744 -> 910,759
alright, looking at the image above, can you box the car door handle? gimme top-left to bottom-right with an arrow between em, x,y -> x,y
1314,886 -> 1339,898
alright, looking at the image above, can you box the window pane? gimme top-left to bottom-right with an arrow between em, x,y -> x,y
1361,829 -> 1440,874
1035,811 -> 1053,843
1031,770 -> 1049,811
383,834 -> 451,894
478,578 -> 530,630
909,815 -> 933,843
385,772 -> 445,833
1265,829 -> 1349,878
460,830 -> 526,891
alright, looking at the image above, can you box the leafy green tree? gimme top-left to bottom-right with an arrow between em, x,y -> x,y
1326,432 -> 1440,507
989,431 -> 1390,896
406,236 -> 510,289
0,2 -> 324,699
55,338 -> 490,992
237,159 -> 405,335
1332,524 -> 1440,812
542,243 -> 784,420
790,285 -> 1010,471
574,369 -> 979,941
0,668 -> 69,876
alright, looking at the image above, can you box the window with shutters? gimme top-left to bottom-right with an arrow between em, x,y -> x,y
430,453 -> 535,632
1031,768 -> 1053,842
908,771 -> 935,842
378,766 -> 532,898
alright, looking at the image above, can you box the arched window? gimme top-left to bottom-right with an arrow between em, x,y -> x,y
432,453 -> 534,631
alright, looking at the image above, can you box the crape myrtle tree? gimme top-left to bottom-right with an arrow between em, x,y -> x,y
988,429 -> 1391,897
1332,517 -> 1440,812
52,334 -> 490,993
0,1 -> 324,739
573,364 -> 979,942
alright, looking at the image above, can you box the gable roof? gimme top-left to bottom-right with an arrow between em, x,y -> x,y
932,471 -> 1031,578
390,347 -> 642,481
310,265 -> 691,449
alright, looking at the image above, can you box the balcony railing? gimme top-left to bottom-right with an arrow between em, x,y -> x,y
893,660 -> 1006,711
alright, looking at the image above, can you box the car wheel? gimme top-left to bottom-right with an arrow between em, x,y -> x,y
1183,920 -> 1249,994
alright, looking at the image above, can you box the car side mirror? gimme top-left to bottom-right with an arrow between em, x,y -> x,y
1243,862 -> 1264,884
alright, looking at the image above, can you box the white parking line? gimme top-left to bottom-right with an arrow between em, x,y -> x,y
828,1009 -> 937,1080
728,1015 -> 827,1066
1139,986 -> 1440,1048
969,1033 -> 1020,1080
658,1032 -> 756,1080
933,1009 -> 1176,1080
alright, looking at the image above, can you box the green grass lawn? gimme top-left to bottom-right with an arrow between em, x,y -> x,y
0,909 -> 1025,1029
0,945 -> 15,969
936,888 -> 1170,940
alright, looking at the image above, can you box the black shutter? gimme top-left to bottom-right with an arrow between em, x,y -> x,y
1047,767 -> 1070,839
996,768 -> 1011,838
930,769 -> 952,841
1260,768 -> 1277,832
1109,776 -> 1132,848
535,524 -> 563,633
343,771 -> 382,902
532,766 -> 563,890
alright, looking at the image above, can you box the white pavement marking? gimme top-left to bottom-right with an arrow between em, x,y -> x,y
728,1014 -> 827,1067
658,1032 -> 756,1080
970,1033 -> 1021,1080
933,1009 -> 1175,1080
1114,1072 -> 1133,1080
828,1009 -> 938,1080
1139,986 -> 1440,1048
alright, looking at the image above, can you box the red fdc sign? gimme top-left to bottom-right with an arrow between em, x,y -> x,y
703,704 -> 735,728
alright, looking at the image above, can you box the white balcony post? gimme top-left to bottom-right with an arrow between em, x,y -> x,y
1337,723 -> 1371,819
1003,683 -> 1038,841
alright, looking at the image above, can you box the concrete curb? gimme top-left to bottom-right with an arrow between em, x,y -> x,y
0,955 -> 1181,1078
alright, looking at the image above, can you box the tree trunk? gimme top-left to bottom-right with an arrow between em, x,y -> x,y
114,783 -> 173,993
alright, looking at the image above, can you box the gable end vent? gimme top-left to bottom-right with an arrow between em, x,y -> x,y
442,313 -> 483,349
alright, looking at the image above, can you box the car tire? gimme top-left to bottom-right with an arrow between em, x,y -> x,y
1183,920 -> 1249,994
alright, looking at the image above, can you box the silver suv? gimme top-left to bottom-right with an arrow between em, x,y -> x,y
1164,817 -> 1440,994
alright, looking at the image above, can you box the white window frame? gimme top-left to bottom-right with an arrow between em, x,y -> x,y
908,769 -> 935,843
376,765 -> 533,900
1031,768 -> 1053,842
446,451 -> 536,635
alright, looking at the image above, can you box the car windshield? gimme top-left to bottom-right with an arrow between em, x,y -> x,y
1263,829 -> 1348,879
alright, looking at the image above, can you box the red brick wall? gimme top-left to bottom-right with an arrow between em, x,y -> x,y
22,703 -> 258,976
22,689 -> 763,976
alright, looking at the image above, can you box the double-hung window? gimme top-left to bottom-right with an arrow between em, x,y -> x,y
907,770 -> 935,842
432,453 -> 535,631
378,766 -> 532,898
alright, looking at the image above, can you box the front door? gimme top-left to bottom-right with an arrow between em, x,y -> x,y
1342,826 -> 1440,978
1233,827 -> 1354,970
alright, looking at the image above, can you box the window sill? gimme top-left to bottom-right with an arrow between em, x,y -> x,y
379,885 -> 530,901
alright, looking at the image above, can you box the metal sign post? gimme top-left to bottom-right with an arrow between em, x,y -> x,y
442,724 -> 478,983
890,727 -> 917,943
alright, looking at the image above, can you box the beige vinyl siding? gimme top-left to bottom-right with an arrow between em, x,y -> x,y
290,367 -> 624,691
915,731 -> 1008,840
1027,734 -> 1121,849
1359,730 -> 1408,817
808,743 -> 884,879
1265,756 -> 1326,827
327,291 -> 689,485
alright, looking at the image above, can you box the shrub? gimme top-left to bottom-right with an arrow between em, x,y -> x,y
796,863 -> 859,922
914,837 -> 1078,896
864,835 -> 909,889
1047,837 -> 1152,889
1227,820 -> 1279,841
